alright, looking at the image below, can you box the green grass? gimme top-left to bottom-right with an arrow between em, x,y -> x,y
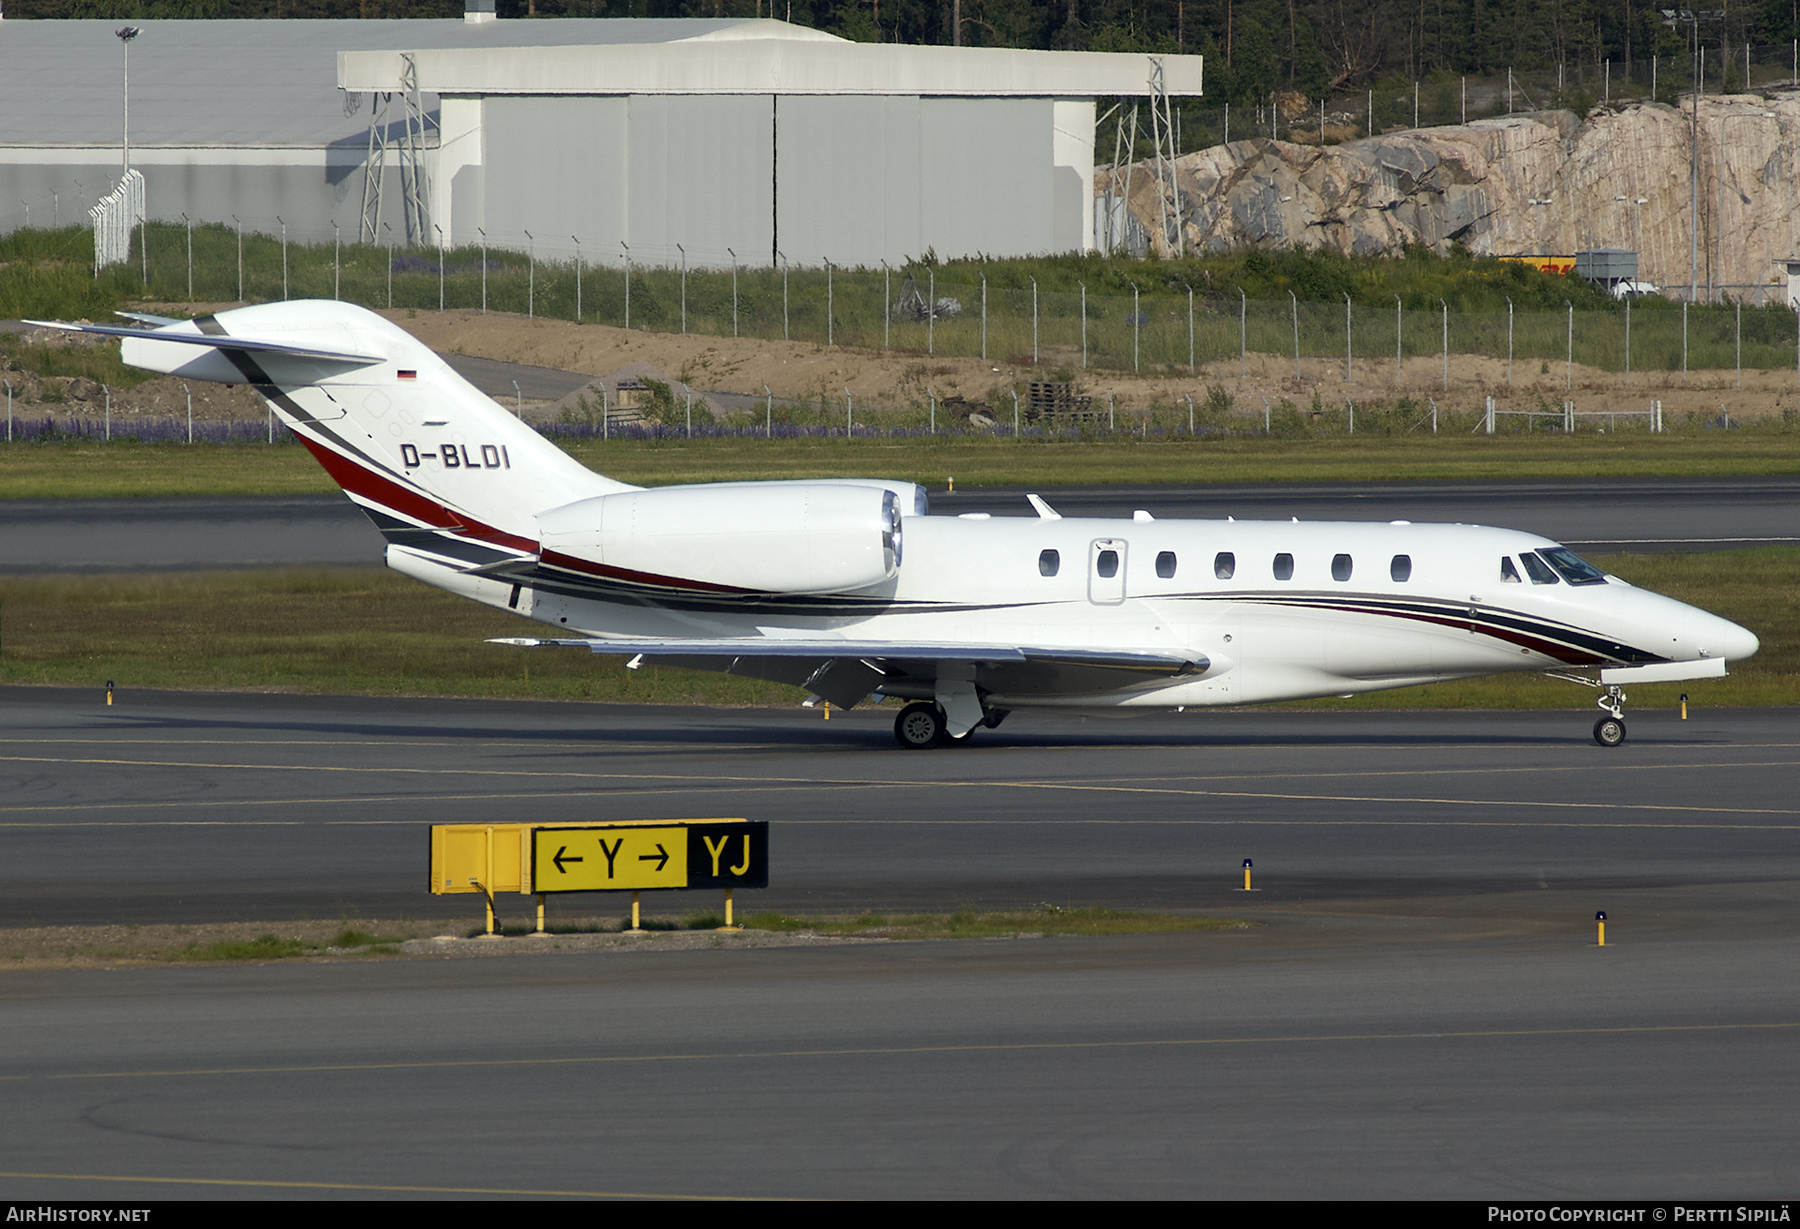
0,567 -> 794,704
4,223 -> 1796,372
3,429 -> 1798,501
175,928 -> 408,961
0,337 -> 161,391
178,934 -> 308,961
0,548 -> 1790,707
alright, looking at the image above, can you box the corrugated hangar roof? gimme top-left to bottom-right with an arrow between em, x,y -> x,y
0,18 -> 773,148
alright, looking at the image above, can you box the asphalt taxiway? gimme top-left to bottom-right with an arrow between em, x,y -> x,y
1,688 -> 1796,1198
3,686 -> 1796,926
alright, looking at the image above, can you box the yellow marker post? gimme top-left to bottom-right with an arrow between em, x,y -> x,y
1241,858 -> 1255,891
533,893 -> 547,936
823,700 -> 831,720
1681,693 -> 1689,720
1596,910 -> 1607,947
947,476 -> 954,491
105,680 -> 114,706
628,890 -> 643,934
720,887 -> 740,931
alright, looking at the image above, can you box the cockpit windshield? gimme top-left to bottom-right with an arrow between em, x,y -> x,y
1538,546 -> 1608,586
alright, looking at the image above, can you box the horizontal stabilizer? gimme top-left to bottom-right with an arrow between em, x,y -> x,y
490,637 -> 1206,674
25,320 -> 383,367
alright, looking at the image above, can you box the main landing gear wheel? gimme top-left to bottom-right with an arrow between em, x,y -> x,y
894,701 -> 948,749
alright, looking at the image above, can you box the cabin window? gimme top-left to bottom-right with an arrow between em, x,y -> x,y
1500,557 -> 1522,583
1156,551 -> 1178,579
1331,553 -> 1353,582
1520,552 -> 1561,585
1390,554 -> 1412,582
1214,552 -> 1236,580
1273,553 -> 1294,581
1038,549 -> 1060,577
1096,549 -> 1120,579
1539,546 -> 1608,586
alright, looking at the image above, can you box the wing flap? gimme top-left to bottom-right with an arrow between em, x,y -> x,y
488,637 -> 1207,673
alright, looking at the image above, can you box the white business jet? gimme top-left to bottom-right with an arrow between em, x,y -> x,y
39,301 -> 1759,748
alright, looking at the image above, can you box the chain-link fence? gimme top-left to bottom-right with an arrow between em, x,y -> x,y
54,220 -> 1788,379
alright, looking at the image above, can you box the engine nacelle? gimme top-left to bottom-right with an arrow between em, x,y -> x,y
537,482 -> 904,595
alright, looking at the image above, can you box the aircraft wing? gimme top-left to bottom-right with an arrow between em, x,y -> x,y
490,637 -> 1207,708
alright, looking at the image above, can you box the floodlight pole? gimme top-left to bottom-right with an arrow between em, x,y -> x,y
1394,293 -> 1402,384
277,216 -> 288,301
780,251 -> 789,342
1133,282 -> 1141,372
980,273 -> 987,360
1566,300 -> 1574,390
1343,292 -> 1353,383
621,241 -> 630,329
1079,281 -> 1088,369
729,248 -> 739,337
332,219 -> 340,301
434,223 -> 445,311
478,228 -> 487,313
573,235 -> 582,322
1505,296 -> 1514,386
824,257 -> 831,346
182,212 -> 192,299
1439,299 -> 1449,390
678,243 -> 688,334
1239,286 -> 1247,379
1033,276 -> 1040,365
523,230 -> 534,318
382,222 -> 393,309
116,27 -> 140,173
1289,289 -> 1300,379
1184,283 -> 1195,373
881,259 -> 890,349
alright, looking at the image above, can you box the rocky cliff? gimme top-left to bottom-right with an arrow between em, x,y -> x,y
1106,95 -> 1800,296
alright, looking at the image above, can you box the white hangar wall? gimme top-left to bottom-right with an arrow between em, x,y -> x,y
459,92 -> 1095,268
0,18 -> 1199,267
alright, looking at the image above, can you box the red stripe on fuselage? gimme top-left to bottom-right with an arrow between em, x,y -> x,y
1307,600 -> 1605,665
294,433 -> 537,555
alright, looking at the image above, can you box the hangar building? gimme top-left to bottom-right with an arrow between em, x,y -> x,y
0,14 -> 1202,268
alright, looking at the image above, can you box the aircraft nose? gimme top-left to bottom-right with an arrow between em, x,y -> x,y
1711,617 -> 1760,663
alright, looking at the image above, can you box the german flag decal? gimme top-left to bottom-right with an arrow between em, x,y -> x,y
397,369 -> 417,380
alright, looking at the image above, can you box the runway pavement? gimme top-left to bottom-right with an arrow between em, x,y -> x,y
6,476 -> 1795,572
1,688 -> 1796,1198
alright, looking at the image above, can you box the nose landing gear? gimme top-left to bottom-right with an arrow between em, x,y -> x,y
1592,685 -> 1627,748
1546,672 -> 1632,747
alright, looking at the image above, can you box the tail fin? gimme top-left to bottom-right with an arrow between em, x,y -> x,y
57,301 -> 630,570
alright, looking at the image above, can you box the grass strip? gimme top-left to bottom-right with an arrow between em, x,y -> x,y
2,431 -> 1799,500
0,548 -> 1791,708
0,911 -> 1245,968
